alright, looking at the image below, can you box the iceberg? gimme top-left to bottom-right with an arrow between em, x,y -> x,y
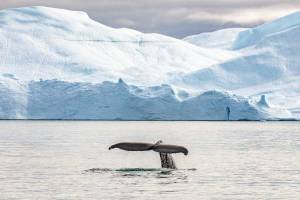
2,79 -> 287,120
0,6 -> 298,120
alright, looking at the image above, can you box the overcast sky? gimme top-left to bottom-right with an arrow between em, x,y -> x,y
1,0 -> 299,38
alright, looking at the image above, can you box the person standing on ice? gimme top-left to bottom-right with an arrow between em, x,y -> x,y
226,106 -> 231,120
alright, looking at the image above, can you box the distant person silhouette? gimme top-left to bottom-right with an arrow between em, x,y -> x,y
226,106 -> 231,120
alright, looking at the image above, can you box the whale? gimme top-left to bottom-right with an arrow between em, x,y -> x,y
108,140 -> 188,169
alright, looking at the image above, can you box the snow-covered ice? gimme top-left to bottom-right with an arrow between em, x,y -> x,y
0,6 -> 299,120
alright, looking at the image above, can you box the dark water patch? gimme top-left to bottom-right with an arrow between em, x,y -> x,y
121,173 -> 143,177
84,168 -> 169,173
116,168 -> 163,172
83,168 -> 112,173
84,168 -> 196,174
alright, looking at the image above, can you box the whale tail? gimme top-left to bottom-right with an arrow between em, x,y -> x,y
108,140 -> 187,169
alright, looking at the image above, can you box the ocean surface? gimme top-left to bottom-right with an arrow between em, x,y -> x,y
0,121 -> 299,199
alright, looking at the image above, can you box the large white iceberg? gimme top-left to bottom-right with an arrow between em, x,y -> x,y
0,6 -> 298,120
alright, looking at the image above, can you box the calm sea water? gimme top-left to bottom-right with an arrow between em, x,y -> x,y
0,121 -> 299,199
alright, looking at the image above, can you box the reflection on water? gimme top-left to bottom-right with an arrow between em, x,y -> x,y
84,168 -> 196,172
0,121 -> 299,199
85,168 -> 171,172
84,168 -> 195,180
83,167 -> 193,195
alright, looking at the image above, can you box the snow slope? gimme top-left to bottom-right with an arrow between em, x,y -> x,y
182,12 -> 300,118
0,6 -> 299,120
0,6 -> 236,86
232,11 -> 300,50
183,28 -> 247,50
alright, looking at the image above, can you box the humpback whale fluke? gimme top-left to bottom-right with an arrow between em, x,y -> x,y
108,142 -> 155,151
152,144 -> 188,155
108,140 -> 188,169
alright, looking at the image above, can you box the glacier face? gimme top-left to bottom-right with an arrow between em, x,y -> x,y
0,6 -> 299,120
1,79 -> 280,120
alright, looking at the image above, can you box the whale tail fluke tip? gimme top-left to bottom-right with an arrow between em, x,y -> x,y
183,149 -> 188,155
